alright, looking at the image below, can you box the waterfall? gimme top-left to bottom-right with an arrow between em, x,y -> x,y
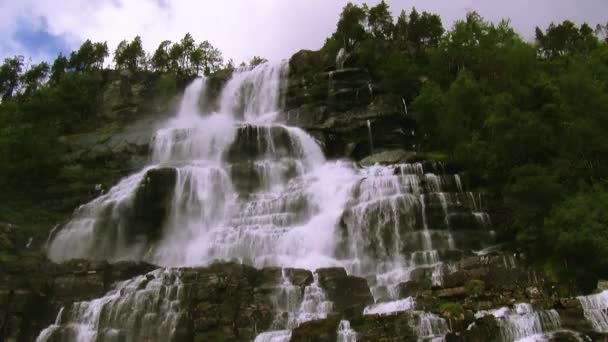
43,59 -> 497,341
219,62 -> 289,122
578,290 -> 608,332
337,320 -> 357,342
366,119 -> 374,154
336,48 -> 346,70
255,270 -> 334,340
473,303 -> 562,341
363,297 -> 415,315
36,269 -> 186,342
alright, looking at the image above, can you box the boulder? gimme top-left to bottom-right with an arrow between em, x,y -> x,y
316,268 -> 374,319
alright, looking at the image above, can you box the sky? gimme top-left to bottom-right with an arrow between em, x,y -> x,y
1,0 -> 607,65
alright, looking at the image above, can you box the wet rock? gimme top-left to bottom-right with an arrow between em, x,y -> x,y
316,268 -> 374,319
359,149 -> 416,166
291,317 -> 341,342
130,167 -> 177,241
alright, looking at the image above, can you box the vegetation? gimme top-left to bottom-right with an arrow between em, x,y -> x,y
438,302 -> 465,319
317,1 -> 608,290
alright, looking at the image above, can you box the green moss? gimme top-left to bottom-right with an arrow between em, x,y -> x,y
466,279 -> 486,296
438,302 -> 465,319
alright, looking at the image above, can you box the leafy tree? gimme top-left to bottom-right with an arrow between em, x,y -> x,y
393,10 -> 409,50
151,40 -> 172,72
334,3 -> 368,49
92,42 -> 109,69
20,62 -> 50,97
596,22 -> 608,42
191,40 -> 224,75
249,56 -> 268,67
114,36 -> 146,71
68,39 -> 106,72
368,0 -> 393,39
543,188 -> 608,289
0,56 -> 24,101
50,54 -> 69,85
438,70 -> 481,149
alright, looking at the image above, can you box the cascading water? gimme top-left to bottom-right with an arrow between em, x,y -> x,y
43,60 -> 496,341
337,320 -> 357,342
36,269 -> 186,342
473,303 -> 563,342
577,290 -> 608,332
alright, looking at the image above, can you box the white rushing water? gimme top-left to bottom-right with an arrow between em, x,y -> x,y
37,269 -> 185,342
577,290 -> 608,332
337,320 -> 357,342
473,303 -> 562,342
44,61 -> 496,342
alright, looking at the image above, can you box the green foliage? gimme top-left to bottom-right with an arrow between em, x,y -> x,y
316,3 -> 606,287
465,279 -> 486,296
249,56 -> 268,67
333,3 -> 368,49
114,36 -> 146,71
544,188 -> 608,280
438,302 -> 465,319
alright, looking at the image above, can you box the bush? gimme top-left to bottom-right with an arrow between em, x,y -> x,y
466,279 -> 486,296
438,302 -> 465,319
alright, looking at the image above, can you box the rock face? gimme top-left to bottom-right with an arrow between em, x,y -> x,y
0,259 -> 157,341
316,268 -> 374,319
281,50 -> 416,160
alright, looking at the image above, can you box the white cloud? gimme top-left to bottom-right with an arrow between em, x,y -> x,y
1,0 -> 607,64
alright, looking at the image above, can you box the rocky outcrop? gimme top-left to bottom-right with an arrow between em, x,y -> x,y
316,267 -> 374,319
130,167 -> 177,240
0,259 -> 156,341
284,50 -> 416,160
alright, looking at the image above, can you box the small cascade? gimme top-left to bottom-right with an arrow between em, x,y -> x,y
337,320 -> 357,342
36,269 -> 186,342
363,297 -> 415,315
340,163 -> 493,301
473,303 -> 562,341
366,119 -> 374,154
256,270 -> 334,341
410,312 -> 450,341
577,290 -> 608,332
402,98 -> 408,115
46,167 -> 154,262
293,272 -> 333,326
254,330 -> 292,342
336,48 -> 346,70
219,62 -> 289,122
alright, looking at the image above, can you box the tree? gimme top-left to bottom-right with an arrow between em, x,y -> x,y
334,3 -> 368,49
92,42 -> 109,69
0,56 -> 24,101
543,188 -> 608,290
438,70 -> 481,149
191,40 -> 224,75
20,62 -> 50,97
114,36 -> 146,71
169,43 -> 187,73
249,56 -> 267,67
68,40 -> 97,72
407,8 -> 444,56
151,40 -> 172,72
368,0 -> 393,39
596,22 -> 608,42
180,33 -> 196,71
394,10 -> 409,49
50,54 -> 68,85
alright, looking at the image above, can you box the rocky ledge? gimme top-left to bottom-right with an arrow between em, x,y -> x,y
3,253 -> 606,341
